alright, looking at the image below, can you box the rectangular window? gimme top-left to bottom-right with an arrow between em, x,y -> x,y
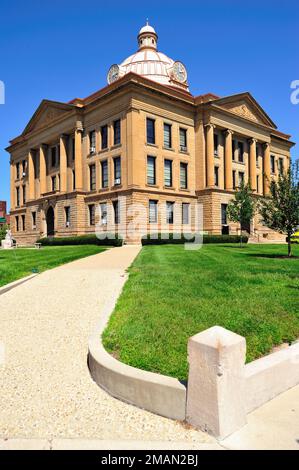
65,206 -> 70,227
182,203 -> 190,225
271,155 -> 275,174
147,156 -> 156,185
180,162 -> 188,189
72,137 -> 75,160
101,125 -> 108,149
22,160 -> 27,177
101,160 -> 108,188
164,159 -> 172,187
51,147 -> 56,167
113,119 -> 121,145
89,204 -> 95,226
256,144 -> 259,167
114,156 -> 121,185
32,211 -> 36,229
238,171 -> 244,186
89,164 -> 96,191
163,123 -> 172,148
51,176 -> 56,192
214,134 -> 219,156
22,185 -> 26,204
166,201 -> 174,224
100,202 -> 107,225
278,158 -> 283,175
21,214 -> 25,231
238,142 -> 244,163
214,166 -> 219,187
16,215 -> 19,231
232,170 -> 236,189
16,187 -> 20,206
72,170 -> 76,190
179,128 -> 187,152
221,203 -> 228,225
146,118 -> 155,144
16,162 -> 20,179
149,199 -> 158,223
89,130 -> 96,154
256,175 -> 259,193
113,200 -> 119,224
232,140 -> 236,161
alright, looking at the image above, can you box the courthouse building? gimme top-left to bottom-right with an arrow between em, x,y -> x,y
6,23 -> 294,244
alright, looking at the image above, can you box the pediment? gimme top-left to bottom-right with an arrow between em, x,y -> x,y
22,100 -> 75,135
213,93 -> 276,128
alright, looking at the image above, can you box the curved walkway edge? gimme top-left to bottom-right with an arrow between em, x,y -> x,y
88,247 -> 187,421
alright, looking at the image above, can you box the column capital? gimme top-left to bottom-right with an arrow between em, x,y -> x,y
40,143 -> 48,150
263,142 -> 270,150
223,129 -> 234,137
204,123 -> 215,130
60,133 -> 69,140
248,137 -> 257,145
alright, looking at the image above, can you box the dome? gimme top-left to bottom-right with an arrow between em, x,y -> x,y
120,50 -> 175,87
138,24 -> 157,35
107,22 -> 189,91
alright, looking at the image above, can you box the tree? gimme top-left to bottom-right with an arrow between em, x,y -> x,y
227,182 -> 255,247
0,224 -> 9,242
259,160 -> 299,257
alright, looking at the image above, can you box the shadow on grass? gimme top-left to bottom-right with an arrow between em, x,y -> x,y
245,253 -> 299,260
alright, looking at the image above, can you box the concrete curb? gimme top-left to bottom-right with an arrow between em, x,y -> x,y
0,274 -> 38,296
88,262 -> 186,421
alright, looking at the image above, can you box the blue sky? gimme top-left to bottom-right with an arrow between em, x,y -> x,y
0,0 -> 298,209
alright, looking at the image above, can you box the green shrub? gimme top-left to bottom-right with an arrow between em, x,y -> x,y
37,234 -> 123,247
141,233 -> 248,245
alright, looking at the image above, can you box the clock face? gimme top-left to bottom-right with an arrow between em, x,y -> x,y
171,61 -> 187,83
107,64 -> 120,84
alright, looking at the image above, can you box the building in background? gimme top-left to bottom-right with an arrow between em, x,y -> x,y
5,23 -> 295,244
0,201 -> 10,227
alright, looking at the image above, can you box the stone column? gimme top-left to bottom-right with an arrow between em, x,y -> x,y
206,124 -> 215,188
75,127 -> 83,190
60,134 -> 68,193
10,161 -> 15,210
28,149 -> 35,200
40,144 -> 47,195
263,142 -> 271,195
248,138 -> 257,191
224,130 -> 233,190
186,326 -> 247,439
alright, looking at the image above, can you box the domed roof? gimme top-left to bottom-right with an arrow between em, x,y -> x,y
138,23 -> 157,35
120,50 -> 175,87
107,22 -> 189,91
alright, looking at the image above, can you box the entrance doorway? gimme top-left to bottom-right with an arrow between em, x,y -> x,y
46,206 -> 55,237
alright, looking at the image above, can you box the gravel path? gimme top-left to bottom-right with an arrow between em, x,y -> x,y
0,246 -> 214,444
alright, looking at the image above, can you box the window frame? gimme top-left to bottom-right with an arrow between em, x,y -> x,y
147,156 -> 156,185
146,118 -> 156,145
149,199 -> 158,224
101,159 -> 109,188
179,128 -> 187,152
166,201 -> 174,225
182,203 -> 190,225
101,125 -> 108,150
89,164 -> 96,191
180,162 -> 188,189
163,122 -> 172,149
89,204 -> 95,226
164,159 -> 173,187
113,119 -> 121,146
113,156 -> 121,186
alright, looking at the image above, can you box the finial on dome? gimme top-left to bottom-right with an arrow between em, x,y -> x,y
138,21 -> 158,50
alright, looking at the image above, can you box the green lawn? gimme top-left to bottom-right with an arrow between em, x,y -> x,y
0,245 -> 107,287
103,244 -> 299,381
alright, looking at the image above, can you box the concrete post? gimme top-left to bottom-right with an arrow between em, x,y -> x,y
28,149 -> 35,200
59,134 -> 68,193
263,143 -> 271,196
205,124 -> 215,188
186,326 -> 247,440
248,138 -> 257,191
224,129 -> 233,190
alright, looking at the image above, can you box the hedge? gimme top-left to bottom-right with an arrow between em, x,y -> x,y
141,233 -> 248,245
37,234 -> 123,247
